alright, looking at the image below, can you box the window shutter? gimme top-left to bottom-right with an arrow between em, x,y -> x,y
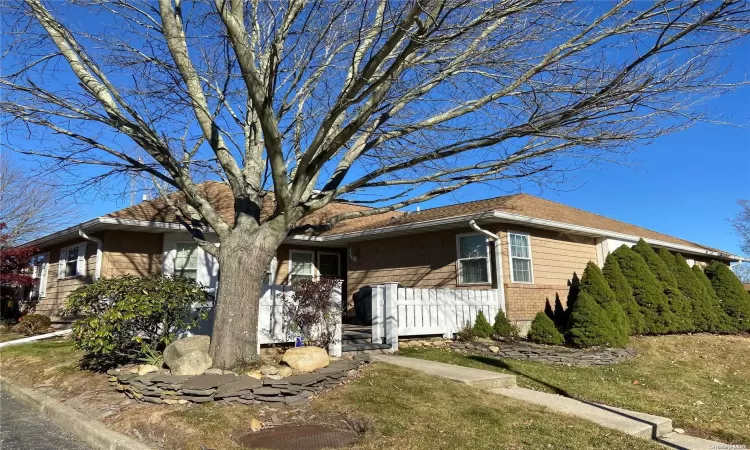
76,243 -> 87,276
58,248 -> 67,278
39,253 -> 50,298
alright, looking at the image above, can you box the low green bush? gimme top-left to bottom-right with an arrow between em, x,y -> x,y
492,309 -> 512,339
65,274 -> 210,370
456,321 -> 476,342
472,310 -> 493,338
704,261 -> 750,332
15,314 -> 51,336
692,264 -> 737,333
566,292 -> 620,348
527,312 -> 564,345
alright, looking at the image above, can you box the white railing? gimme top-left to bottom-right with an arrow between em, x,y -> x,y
372,282 -> 501,351
194,283 -> 342,357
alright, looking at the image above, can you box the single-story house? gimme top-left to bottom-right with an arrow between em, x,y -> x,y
21,182 -> 740,331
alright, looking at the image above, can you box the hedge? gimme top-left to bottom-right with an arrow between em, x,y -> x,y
704,261 -> 750,332
612,245 -> 677,334
633,240 -> 693,332
602,253 -> 644,335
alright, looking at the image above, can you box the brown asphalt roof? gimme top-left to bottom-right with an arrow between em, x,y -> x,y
106,181 -> 723,253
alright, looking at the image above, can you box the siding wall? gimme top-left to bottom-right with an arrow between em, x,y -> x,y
101,230 -> 163,277
32,237 -> 99,320
273,244 -> 347,285
346,224 -> 598,322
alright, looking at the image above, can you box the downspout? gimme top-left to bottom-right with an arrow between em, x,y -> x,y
469,220 -> 506,313
78,229 -> 103,280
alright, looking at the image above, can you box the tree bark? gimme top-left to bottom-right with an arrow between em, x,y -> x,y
209,225 -> 283,369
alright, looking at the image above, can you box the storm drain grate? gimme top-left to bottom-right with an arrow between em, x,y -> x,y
237,425 -> 360,450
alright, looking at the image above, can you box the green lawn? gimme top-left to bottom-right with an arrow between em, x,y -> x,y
0,339 -> 662,450
400,334 -> 750,446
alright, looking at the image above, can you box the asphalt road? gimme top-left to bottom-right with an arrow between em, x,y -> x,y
0,389 -> 91,450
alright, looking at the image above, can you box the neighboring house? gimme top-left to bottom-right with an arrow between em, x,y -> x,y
23,182 -> 740,330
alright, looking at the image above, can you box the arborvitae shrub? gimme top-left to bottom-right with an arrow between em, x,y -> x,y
528,312 -> 565,345
553,294 -> 568,330
704,261 -> 750,332
544,299 -> 555,323
602,302 -> 630,347
633,240 -> 693,332
492,309 -> 513,339
565,292 -> 620,348
665,252 -> 728,333
579,262 -> 616,304
472,310 -> 494,338
566,272 -> 581,310
691,264 -> 737,333
602,254 -> 644,335
612,245 -> 677,334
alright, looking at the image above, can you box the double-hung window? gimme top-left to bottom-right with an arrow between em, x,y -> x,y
289,250 -> 315,285
508,232 -> 533,283
58,243 -> 86,278
456,234 -> 490,284
317,252 -> 340,279
30,254 -> 49,299
175,243 -> 198,280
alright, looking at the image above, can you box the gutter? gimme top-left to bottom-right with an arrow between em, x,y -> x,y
469,220 -> 507,313
78,229 -> 103,280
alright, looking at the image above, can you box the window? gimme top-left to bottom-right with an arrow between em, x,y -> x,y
318,252 -> 340,279
58,243 -> 86,279
29,254 -> 49,299
175,243 -> 198,280
456,234 -> 490,284
508,232 -> 533,283
289,250 -> 314,284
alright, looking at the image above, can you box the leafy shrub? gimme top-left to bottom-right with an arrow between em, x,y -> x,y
704,261 -> 750,332
566,292 -> 621,348
472,310 -> 493,338
602,254 -> 644,334
579,261 -> 615,304
65,274 -> 210,370
456,321 -> 476,342
492,309 -> 513,339
528,312 -> 564,345
15,314 -> 51,336
508,321 -> 522,341
602,302 -> 629,347
612,245 -> 677,334
664,253 -> 731,333
283,277 -> 342,351
691,264 -> 737,333
633,241 -> 693,332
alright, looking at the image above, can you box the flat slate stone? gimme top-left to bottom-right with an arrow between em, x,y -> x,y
182,374 -> 237,390
151,374 -> 190,384
283,395 -> 309,405
285,374 -> 326,386
179,395 -> 215,403
182,388 -> 215,396
253,387 -> 281,396
257,396 -> 286,402
142,396 -> 163,404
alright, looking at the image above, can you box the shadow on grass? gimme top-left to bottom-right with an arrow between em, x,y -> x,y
465,354 -> 668,439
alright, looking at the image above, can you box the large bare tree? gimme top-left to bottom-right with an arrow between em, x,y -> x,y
2,0 -> 749,368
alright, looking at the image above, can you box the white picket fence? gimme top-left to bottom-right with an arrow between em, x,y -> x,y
372,282 -> 501,351
194,283 -> 342,357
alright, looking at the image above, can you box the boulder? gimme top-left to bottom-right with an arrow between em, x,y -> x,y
164,335 -> 210,366
136,364 -> 161,376
276,366 -> 293,378
281,347 -> 329,373
260,365 -> 278,376
168,350 -> 212,376
246,370 -> 263,379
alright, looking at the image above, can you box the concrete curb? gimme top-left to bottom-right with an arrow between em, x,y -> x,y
0,375 -> 152,450
0,329 -> 72,349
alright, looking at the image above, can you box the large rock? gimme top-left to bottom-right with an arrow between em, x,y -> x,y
281,347 -> 329,373
168,350 -> 212,376
164,336 -> 212,376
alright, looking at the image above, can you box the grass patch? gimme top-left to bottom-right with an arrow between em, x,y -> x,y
400,334 -> 750,446
0,338 -> 663,449
0,328 -> 26,343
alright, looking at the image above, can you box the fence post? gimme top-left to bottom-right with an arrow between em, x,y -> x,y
384,282 -> 399,351
329,283 -> 343,357
371,285 -> 384,345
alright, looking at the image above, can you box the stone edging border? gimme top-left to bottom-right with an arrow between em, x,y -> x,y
448,341 -> 637,366
0,375 -> 152,450
109,357 -> 371,405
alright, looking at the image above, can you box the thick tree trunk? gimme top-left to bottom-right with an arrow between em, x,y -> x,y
209,225 -> 283,369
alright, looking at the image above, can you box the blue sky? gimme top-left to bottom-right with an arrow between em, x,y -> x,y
6,5 -> 749,256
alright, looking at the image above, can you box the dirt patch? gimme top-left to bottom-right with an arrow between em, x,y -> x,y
237,425 -> 360,450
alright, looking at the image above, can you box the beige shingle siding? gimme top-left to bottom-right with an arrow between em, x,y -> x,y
33,238 -> 99,320
100,230 -> 162,277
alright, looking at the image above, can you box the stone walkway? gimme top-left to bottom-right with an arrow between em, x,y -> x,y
374,355 -> 728,450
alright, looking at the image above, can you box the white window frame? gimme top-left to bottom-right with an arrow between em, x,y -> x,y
507,231 -> 534,284
263,256 -> 278,285
455,232 -> 492,285
30,253 -> 50,299
174,241 -> 199,280
58,242 -> 87,279
289,249 -> 317,284
317,251 -> 341,279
